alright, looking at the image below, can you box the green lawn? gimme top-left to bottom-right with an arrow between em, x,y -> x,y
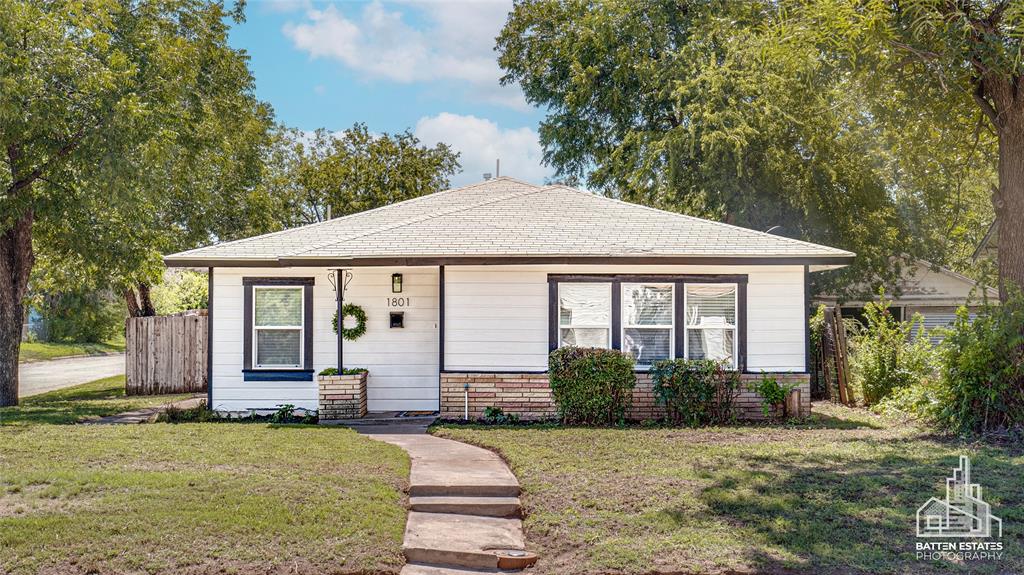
19,339 -> 125,363
0,379 -> 410,574
433,404 -> 1024,575
0,376 -> 191,426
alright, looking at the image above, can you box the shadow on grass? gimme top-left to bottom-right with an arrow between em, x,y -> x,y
687,452 -> 1023,574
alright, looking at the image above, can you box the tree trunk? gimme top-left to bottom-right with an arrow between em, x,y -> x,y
0,210 -> 35,407
996,113 -> 1024,302
137,282 -> 156,316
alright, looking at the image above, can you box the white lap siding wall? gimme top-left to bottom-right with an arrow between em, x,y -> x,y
443,264 -> 807,373
210,266 -> 439,412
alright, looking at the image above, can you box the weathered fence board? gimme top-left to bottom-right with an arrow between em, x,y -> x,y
126,312 -> 207,395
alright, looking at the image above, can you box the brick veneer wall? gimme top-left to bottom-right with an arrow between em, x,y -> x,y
318,373 -> 368,420
440,372 -> 810,421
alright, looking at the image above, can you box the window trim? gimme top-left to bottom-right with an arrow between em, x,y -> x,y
252,286 -> 305,369
547,274 -> 747,372
242,277 -> 314,374
683,283 -> 739,370
621,282 -> 675,367
557,282 -> 613,349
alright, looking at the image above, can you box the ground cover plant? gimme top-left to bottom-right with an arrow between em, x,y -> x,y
433,403 -> 1023,575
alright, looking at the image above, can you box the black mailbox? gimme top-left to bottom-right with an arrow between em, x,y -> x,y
389,311 -> 404,328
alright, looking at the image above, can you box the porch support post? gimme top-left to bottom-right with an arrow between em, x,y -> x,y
336,269 -> 344,372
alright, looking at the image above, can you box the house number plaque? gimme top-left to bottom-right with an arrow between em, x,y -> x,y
386,297 -> 410,307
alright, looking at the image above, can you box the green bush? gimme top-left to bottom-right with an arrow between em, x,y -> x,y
934,295 -> 1024,434
482,406 -> 520,425
847,293 -> 935,405
650,359 -> 741,426
548,347 -> 636,425
748,374 -> 799,419
151,270 -> 208,315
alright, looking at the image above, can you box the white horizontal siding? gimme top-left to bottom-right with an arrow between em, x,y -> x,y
443,264 -> 807,373
210,266 -> 438,412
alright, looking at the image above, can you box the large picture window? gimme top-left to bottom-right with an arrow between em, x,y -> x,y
621,283 -> 673,366
558,283 -> 612,348
254,287 -> 304,368
684,284 -> 737,369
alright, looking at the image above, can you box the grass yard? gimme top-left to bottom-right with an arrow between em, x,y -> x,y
0,376 -> 191,426
0,380 -> 410,575
433,404 -> 1024,575
19,339 -> 125,363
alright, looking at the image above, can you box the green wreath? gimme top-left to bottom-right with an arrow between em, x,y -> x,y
332,303 -> 368,341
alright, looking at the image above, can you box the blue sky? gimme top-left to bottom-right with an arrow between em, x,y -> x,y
231,1 -> 552,186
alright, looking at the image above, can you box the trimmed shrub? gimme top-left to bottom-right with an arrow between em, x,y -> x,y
847,293 -> 936,405
650,358 -> 740,427
548,347 -> 636,425
935,295 -> 1024,435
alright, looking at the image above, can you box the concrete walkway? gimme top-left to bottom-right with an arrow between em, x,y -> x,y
359,424 -> 538,574
20,353 -> 125,398
85,395 -> 205,425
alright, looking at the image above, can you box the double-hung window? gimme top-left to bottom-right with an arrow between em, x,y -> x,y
621,283 -> 674,367
684,284 -> 738,369
558,283 -> 612,348
254,287 -> 304,368
243,277 -> 314,374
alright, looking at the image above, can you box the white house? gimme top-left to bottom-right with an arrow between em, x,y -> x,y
164,178 -> 854,419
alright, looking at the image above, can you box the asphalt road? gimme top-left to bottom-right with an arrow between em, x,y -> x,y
19,353 -> 126,398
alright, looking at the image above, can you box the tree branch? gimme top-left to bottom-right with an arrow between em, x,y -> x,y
973,79 -> 1002,128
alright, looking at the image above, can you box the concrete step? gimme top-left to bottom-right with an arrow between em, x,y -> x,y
409,483 -> 520,498
400,563 -> 521,575
410,496 -> 521,517
402,512 -> 536,571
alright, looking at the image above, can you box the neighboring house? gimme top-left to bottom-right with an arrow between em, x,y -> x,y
917,456 -> 1002,538
164,177 -> 854,419
815,260 -> 997,344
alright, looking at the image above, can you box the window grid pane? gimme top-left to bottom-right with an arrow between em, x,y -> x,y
558,283 -> 612,349
255,287 -> 303,327
256,329 -> 302,367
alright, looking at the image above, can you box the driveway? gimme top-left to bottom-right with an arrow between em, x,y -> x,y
19,354 -> 125,398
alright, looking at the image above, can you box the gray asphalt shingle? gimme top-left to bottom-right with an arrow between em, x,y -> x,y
165,178 -> 854,264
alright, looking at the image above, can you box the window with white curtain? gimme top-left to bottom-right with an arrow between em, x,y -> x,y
685,284 -> 737,368
559,283 -> 612,348
621,283 -> 674,366
253,286 -> 304,368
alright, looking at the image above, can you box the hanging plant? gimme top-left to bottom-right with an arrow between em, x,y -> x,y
332,303 -> 368,341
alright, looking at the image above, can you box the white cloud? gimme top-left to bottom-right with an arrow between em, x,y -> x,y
414,112 -> 551,186
282,1 -> 526,109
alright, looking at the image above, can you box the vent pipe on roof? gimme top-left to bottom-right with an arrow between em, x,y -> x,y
496,158 -> 500,178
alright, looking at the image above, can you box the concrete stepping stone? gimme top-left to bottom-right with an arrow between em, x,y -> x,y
403,511 -> 527,569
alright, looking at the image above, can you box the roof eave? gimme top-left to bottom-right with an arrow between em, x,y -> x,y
165,253 -> 855,268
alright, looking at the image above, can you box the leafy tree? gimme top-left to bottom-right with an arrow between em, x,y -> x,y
773,1 -> 1023,300
0,0 -> 263,405
497,0 -> 997,295
151,270 -> 208,315
264,124 -> 461,226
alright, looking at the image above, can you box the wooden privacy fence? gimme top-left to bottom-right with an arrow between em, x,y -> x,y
126,311 -> 208,395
